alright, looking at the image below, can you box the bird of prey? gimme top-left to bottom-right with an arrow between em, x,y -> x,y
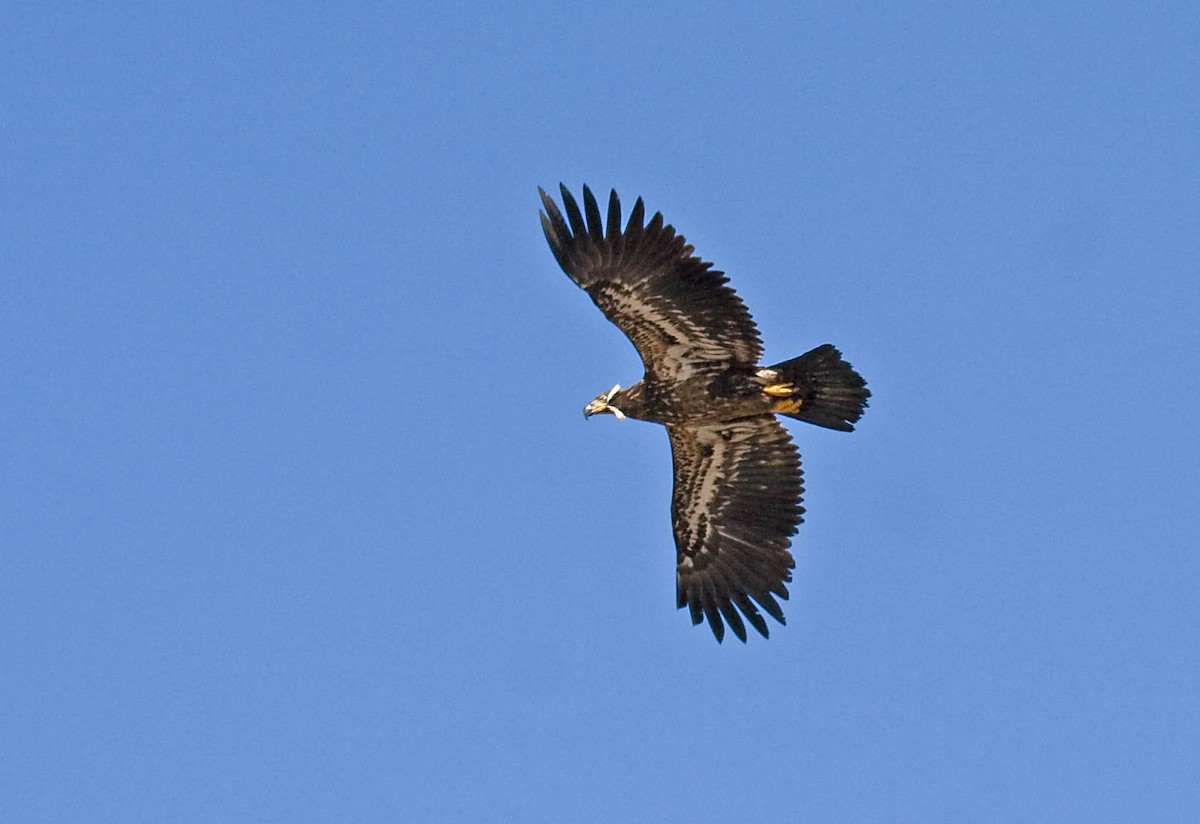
540,184 -> 869,642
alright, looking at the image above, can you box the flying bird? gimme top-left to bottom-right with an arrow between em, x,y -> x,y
540,184 -> 869,642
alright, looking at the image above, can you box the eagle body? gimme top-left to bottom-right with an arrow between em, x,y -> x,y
599,370 -> 774,426
541,184 -> 869,642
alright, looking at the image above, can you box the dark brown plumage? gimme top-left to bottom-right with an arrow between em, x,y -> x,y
540,184 -> 869,642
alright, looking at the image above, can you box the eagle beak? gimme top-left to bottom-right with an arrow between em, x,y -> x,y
585,401 -> 626,420
584,385 -> 625,420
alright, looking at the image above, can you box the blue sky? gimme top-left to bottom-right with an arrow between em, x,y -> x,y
4,3 -> 1198,821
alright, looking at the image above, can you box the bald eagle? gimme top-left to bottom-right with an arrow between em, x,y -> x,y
540,184 -> 869,642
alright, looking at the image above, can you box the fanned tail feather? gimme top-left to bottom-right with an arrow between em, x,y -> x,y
765,344 -> 870,432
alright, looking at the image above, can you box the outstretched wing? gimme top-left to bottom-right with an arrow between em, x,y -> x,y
668,416 -> 803,642
540,184 -> 762,382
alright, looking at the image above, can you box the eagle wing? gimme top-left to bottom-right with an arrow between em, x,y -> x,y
540,184 -> 762,382
668,416 -> 803,642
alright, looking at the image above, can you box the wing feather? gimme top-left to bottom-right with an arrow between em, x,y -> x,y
718,599 -> 746,644
731,591 -> 769,639
582,185 -> 603,236
560,185 -> 588,237
668,417 -> 804,642
540,184 -> 763,381
605,189 -> 622,241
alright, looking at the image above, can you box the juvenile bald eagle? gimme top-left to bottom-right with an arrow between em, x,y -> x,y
540,184 -> 869,642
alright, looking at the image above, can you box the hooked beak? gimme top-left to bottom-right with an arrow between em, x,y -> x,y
583,384 -> 625,420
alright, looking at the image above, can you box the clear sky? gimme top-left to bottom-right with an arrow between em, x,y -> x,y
4,3 -> 1198,822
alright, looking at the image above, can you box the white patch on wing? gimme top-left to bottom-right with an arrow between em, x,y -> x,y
677,421 -> 761,550
713,526 -> 761,552
687,434 -> 727,533
603,287 -> 736,380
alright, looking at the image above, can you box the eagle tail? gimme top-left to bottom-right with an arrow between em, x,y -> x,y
764,345 -> 870,431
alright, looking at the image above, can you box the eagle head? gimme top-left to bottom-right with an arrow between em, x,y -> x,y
583,384 -> 626,420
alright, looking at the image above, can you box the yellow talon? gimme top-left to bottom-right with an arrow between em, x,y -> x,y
763,383 -> 796,398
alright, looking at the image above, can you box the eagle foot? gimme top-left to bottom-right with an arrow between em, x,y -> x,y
762,383 -> 798,398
